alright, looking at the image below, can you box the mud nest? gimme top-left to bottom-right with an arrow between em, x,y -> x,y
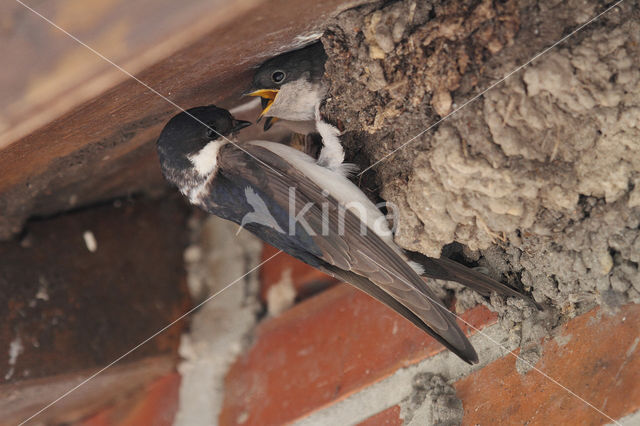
321,0 -> 640,363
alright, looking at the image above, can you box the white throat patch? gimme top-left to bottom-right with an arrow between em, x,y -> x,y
315,104 -> 345,172
189,140 -> 227,176
269,79 -> 324,121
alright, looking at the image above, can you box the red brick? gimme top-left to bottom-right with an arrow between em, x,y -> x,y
455,304 -> 640,425
3,356 -> 174,425
119,372 -> 181,426
357,405 -> 403,426
80,408 -> 113,426
220,283 -> 497,426
260,244 -> 338,302
81,372 -> 181,426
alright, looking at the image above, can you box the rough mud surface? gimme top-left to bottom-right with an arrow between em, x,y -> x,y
322,0 -> 640,362
401,373 -> 464,425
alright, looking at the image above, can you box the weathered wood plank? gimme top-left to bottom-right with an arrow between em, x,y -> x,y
0,0 -> 370,237
0,0 -> 259,148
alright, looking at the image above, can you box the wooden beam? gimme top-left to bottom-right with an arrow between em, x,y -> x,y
0,0 -> 369,237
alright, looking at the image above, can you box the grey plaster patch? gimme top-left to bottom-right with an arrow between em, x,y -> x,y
610,409 -> 640,426
554,333 -> 573,347
174,216 -> 262,426
266,267 -> 297,316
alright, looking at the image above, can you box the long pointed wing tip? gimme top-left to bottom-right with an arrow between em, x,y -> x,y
465,351 -> 480,365
456,343 -> 479,365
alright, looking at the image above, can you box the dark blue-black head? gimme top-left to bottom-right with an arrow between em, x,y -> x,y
156,105 -> 250,187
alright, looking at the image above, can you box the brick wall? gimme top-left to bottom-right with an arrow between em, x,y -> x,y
36,236 -> 638,425
0,197 -> 191,425
216,245 -> 640,425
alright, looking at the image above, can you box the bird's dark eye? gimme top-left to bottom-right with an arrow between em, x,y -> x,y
271,70 -> 285,83
206,128 -> 218,139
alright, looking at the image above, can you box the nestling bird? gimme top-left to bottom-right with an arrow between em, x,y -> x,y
245,41 -> 326,130
244,42 -> 345,171
157,105 -> 535,364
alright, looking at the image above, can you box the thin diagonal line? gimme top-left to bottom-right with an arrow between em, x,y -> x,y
14,0 -> 283,178
14,0 -> 625,424
356,249 -> 621,425
18,249 -> 283,425
358,0 -> 625,176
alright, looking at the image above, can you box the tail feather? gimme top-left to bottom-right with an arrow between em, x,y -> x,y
408,252 -> 542,310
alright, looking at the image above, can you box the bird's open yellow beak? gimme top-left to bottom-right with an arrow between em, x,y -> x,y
263,116 -> 279,131
245,89 -> 279,121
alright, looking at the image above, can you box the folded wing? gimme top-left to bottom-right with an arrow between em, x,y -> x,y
217,142 -> 478,364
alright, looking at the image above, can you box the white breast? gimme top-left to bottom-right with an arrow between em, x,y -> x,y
268,80 -> 324,121
188,140 -> 227,176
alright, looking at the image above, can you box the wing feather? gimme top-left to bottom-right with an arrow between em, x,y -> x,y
218,142 -> 478,363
